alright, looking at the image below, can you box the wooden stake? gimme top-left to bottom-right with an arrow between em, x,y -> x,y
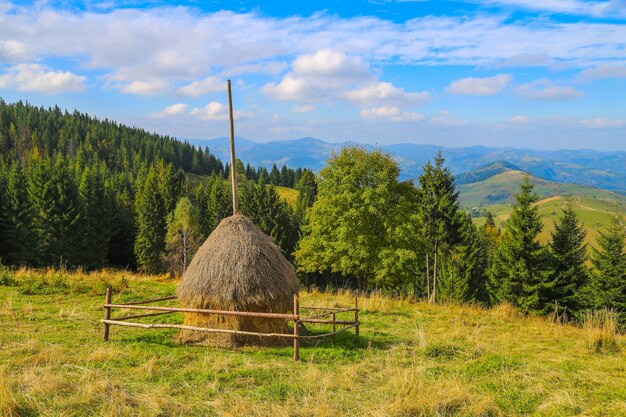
293,293 -> 300,361
227,79 -> 238,215
332,312 -> 336,344
355,295 -> 360,337
103,286 -> 112,341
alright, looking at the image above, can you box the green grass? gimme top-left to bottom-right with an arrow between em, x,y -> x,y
1,268 -> 625,416
473,195 -> 626,248
459,170 -> 626,209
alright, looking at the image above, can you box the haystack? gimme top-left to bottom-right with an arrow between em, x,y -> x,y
176,214 -> 299,347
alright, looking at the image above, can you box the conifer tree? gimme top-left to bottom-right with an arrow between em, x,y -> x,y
206,176 -> 232,232
134,166 -> 167,273
269,164 -> 281,185
589,214 -> 626,312
543,207 -> 589,316
488,175 -> 547,311
163,197 -> 202,275
294,170 -> 318,223
28,156 -> 84,266
416,151 -> 462,303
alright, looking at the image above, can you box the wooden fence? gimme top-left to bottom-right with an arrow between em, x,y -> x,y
101,287 -> 360,361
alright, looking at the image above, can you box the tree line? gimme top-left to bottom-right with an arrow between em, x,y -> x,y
0,101 -> 314,272
295,147 -> 626,323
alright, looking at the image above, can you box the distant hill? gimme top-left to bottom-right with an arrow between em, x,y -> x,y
458,169 -> 626,208
186,137 -> 626,193
455,161 -> 522,185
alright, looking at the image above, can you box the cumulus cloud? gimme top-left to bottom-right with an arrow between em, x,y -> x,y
155,103 -> 188,117
515,79 -> 584,100
343,82 -> 430,105
0,63 -> 85,94
190,102 -> 253,120
177,76 -> 224,97
579,63 -> 626,81
431,110 -> 468,126
446,74 -> 512,95
119,79 -> 169,95
0,40 -> 29,63
262,49 -> 371,101
470,0 -> 626,18
360,106 -> 425,122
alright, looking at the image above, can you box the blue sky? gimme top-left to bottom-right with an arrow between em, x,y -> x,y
0,0 -> 625,150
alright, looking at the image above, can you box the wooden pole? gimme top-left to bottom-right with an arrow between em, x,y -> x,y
293,293 -> 300,361
227,79 -> 238,215
103,286 -> 112,341
355,295 -> 359,337
332,312 -> 336,344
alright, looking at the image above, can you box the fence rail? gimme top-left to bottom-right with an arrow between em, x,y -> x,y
101,288 -> 359,361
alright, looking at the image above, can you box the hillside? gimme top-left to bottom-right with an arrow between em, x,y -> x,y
1,268 -> 625,416
458,169 -> 626,208
188,137 -> 626,192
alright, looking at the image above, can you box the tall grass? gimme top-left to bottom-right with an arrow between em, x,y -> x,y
583,309 -> 620,353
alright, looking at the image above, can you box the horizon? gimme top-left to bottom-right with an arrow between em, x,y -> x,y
0,1 -> 625,150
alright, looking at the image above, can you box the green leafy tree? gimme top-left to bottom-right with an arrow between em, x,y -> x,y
589,214 -> 626,312
294,170 -> 318,224
163,197 -> 202,276
134,166 -> 167,273
488,175 -> 547,311
542,207 -> 589,317
416,151 -> 462,303
295,147 -> 405,290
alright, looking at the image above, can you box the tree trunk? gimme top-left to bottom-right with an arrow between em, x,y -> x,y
426,252 -> 430,301
432,245 -> 438,304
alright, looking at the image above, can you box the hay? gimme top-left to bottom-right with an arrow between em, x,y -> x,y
176,214 -> 299,347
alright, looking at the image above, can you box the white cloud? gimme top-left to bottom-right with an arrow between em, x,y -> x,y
293,105 -> 315,113
0,40 -> 29,63
262,49 -> 371,102
509,115 -> 531,123
581,117 -> 626,128
360,106 -> 425,122
471,0 -> 626,17
515,79 -> 584,100
446,74 -> 512,95
177,76 -> 224,98
120,79 -> 169,95
579,63 -> 626,81
0,63 -> 85,94
343,82 -> 430,105
155,103 -> 188,117
190,102 -> 254,121
224,61 -> 288,76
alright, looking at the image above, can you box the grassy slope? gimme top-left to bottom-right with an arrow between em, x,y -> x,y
459,170 -> 626,209
473,195 -> 626,248
1,269 -> 625,416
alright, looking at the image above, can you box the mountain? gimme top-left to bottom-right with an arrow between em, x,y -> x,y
187,137 -> 626,193
455,161 -> 522,185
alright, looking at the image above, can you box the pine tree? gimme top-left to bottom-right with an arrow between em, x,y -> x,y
163,197 -> 202,276
79,164 -> 114,268
134,166 -> 167,273
543,207 -> 589,317
269,164 -> 281,185
294,170 -> 318,223
488,175 -> 547,311
589,214 -> 626,312
416,151 -> 462,303
28,156 -> 84,267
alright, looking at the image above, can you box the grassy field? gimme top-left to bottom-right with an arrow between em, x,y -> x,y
473,195 -> 626,248
1,268 -> 625,416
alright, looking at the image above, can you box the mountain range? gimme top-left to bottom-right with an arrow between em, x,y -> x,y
186,137 -> 626,194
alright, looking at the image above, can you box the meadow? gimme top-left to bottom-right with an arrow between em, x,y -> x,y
1,268 -> 625,417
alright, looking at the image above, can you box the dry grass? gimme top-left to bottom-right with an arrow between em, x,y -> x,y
0,268 -> 625,416
584,309 -> 620,353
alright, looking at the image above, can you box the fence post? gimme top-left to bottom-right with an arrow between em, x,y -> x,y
355,295 -> 359,337
103,286 -> 112,341
293,293 -> 300,361
332,312 -> 336,344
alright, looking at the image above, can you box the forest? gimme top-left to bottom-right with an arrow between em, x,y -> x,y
0,101 -> 624,323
